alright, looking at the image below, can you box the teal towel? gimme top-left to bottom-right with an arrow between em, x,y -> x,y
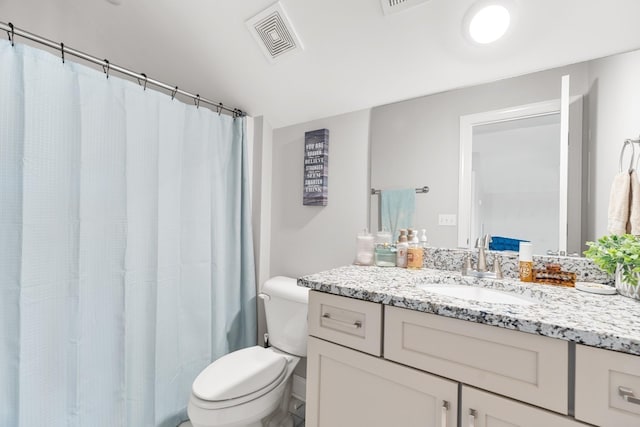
381,188 -> 416,242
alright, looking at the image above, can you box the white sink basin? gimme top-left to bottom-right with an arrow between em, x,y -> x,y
417,283 -> 537,306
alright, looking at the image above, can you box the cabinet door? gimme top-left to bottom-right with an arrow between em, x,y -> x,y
461,386 -> 588,427
306,336 -> 458,427
575,344 -> 640,427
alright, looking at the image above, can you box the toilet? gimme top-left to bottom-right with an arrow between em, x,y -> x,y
187,276 -> 309,427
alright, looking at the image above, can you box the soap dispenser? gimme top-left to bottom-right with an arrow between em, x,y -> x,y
419,229 -> 428,248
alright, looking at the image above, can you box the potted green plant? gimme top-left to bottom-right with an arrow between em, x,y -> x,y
584,234 -> 640,300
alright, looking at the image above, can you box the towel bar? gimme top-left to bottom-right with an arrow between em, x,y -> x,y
370,186 -> 430,232
370,186 -> 429,195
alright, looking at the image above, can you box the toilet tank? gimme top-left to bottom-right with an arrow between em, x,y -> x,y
262,276 -> 310,357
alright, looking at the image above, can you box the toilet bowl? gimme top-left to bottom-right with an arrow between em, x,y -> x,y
187,277 -> 309,427
188,346 -> 299,427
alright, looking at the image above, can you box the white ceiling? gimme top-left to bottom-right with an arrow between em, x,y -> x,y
2,0 -> 640,128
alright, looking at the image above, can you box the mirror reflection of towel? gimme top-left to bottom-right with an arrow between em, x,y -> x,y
381,188 -> 416,242
607,171 -> 631,235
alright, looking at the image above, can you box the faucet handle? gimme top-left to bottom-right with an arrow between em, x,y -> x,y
484,234 -> 492,249
492,257 -> 503,279
462,255 -> 473,274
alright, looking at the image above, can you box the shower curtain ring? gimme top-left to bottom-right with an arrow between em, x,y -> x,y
137,73 -> 148,90
217,103 -> 223,115
60,42 -> 64,63
102,59 -> 110,79
8,22 -> 14,46
171,86 -> 178,100
194,94 -> 200,109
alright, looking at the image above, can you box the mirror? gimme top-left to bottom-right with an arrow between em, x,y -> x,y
461,108 -> 563,254
369,48 -> 640,255
457,93 -> 583,255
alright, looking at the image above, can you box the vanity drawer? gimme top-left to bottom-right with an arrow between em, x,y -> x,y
575,344 -> 640,427
308,291 -> 382,356
384,306 -> 568,414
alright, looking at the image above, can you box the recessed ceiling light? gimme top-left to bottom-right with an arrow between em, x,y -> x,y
468,4 -> 511,44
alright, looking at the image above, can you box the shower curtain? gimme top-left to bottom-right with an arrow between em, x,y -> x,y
0,40 -> 256,427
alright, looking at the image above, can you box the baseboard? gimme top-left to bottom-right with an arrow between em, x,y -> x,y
291,373 -> 306,401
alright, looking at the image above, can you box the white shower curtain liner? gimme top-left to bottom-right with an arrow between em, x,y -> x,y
0,39 -> 257,427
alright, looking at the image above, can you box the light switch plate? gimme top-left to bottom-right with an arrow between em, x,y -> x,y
438,214 -> 457,226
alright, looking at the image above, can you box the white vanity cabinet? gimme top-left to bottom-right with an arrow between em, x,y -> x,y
575,344 -> 640,426
306,291 -> 591,427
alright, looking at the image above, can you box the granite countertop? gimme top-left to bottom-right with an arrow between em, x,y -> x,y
298,265 -> 640,356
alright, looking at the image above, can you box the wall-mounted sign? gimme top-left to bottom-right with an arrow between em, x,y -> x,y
303,128 -> 329,206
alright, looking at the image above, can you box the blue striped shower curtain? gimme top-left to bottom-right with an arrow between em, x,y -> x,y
0,39 -> 257,427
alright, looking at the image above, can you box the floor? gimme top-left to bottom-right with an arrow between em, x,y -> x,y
177,408 -> 305,427
178,394 -> 306,426
178,419 -> 304,427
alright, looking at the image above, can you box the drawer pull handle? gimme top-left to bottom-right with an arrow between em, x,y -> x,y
619,386 -> 640,405
321,313 -> 362,329
468,409 -> 477,427
441,400 -> 449,427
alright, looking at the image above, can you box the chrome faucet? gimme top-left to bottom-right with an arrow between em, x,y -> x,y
476,234 -> 491,272
462,234 -> 502,279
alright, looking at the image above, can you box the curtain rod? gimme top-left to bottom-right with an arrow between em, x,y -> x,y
1,21 -> 245,117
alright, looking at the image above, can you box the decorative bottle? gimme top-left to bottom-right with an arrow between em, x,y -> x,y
407,240 -> 423,269
396,234 -> 408,268
354,229 -> 374,266
519,242 -> 533,282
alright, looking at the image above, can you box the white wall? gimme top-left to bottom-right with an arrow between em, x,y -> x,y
370,63 -> 589,249
270,109 -> 371,278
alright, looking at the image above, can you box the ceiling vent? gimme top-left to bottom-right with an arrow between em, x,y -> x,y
381,0 -> 432,15
246,2 -> 303,63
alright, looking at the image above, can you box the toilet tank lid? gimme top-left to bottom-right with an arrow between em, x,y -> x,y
262,276 -> 309,304
192,346 -> 286,401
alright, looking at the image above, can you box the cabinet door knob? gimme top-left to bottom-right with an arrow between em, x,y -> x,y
321,312 -> 362,329
619,386 -> 640,405
441,400 -> 449,427
468,409 -> 477,427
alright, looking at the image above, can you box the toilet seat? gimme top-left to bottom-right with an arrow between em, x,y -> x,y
191,346 -> 288,410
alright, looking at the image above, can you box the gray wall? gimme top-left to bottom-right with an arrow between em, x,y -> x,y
473,120 -> 561,254
270,109 -> 371,278
587,49 -> 640,240
251,116 -> 274,345
370,63 -> 590,249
